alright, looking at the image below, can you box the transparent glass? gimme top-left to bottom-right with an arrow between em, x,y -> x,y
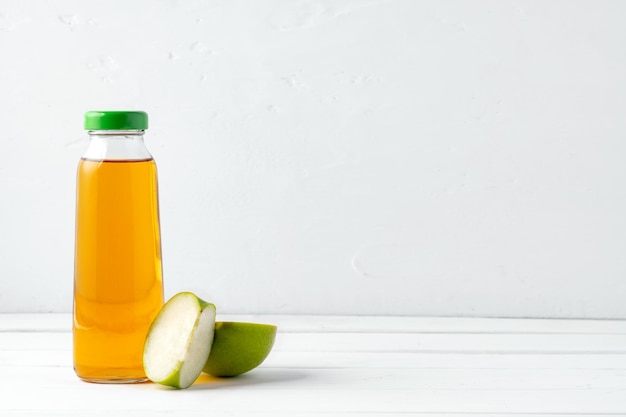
73,130 -> 164,383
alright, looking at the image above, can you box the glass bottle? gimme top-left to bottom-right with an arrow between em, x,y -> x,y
73,111 -> 164,383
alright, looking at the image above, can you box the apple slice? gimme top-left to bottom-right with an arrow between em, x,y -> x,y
202,322 -> 277,377
143,292 -> 216,389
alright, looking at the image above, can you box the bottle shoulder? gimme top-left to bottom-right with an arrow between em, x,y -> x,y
82,135 -> 153,161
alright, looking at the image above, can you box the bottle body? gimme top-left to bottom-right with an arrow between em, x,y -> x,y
73,130 -> 164,383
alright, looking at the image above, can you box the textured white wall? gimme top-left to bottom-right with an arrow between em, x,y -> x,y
1,0 -> 626,317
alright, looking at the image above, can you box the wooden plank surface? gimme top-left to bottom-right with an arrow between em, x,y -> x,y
1,314 -> 625,416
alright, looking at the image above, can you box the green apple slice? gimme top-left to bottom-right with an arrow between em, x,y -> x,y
202,322 -> 277,377
143,292 -> 216,389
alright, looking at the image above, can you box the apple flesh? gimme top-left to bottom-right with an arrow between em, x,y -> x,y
143,292 -> 216,389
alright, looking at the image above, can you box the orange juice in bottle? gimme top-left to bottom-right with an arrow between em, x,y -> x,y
73,111 -> 164,383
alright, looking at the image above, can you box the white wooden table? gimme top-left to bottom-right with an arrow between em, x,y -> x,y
1,314 -> 626,416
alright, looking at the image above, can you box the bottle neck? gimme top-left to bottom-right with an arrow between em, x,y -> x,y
83,130 -> 152,161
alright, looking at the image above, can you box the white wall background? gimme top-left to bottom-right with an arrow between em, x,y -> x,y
1,0 -> 626,317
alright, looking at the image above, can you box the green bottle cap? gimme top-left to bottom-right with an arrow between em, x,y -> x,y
84,111 -> 148,130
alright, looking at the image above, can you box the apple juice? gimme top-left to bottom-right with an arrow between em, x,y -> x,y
73,158 -> 164,383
